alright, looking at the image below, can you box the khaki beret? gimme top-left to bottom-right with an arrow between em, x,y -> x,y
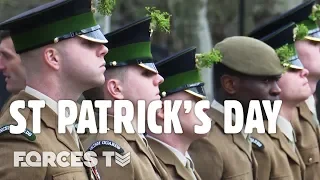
214,36 -> 283,76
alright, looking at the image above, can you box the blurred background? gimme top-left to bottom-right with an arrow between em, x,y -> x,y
0,0 -> 319,108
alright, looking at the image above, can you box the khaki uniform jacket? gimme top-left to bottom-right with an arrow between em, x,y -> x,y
147,137 -> 202,180
251,121 -> 306,180
291,102 -> 320,180
0,91 -> 96,180
82,115 -> 172,180
189,108 -> 258,180
0,94 -> 17,117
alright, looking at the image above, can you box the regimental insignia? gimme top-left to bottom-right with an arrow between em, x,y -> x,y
87,140 -> 125,156
249,137 -> 264,150
0,124 -> 36,141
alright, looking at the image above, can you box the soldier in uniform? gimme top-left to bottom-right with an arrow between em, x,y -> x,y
0,0 -> 111,179
0,30 -> 25,116
145,47 -> 216,180
252,22 -> 309,180
0,30 -> 25,94
189,36 -> 283,180
82,14 -> 173,180
249,1 -> 320,179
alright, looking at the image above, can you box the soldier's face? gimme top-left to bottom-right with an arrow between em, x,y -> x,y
233,75 -> 281,110
0,37 -> 26,94
295,40 -> 320,80
60,37 -> 108,91
121,65 -> 164,108
278,68 -> 311,103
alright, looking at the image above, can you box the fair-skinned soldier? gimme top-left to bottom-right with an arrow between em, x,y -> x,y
145,46 -> 217,180
0,31 -> 25,116
82,9 -> 173,180
249,1 -> 320,179
0,0 -> 113,179
252,22 -> 310,180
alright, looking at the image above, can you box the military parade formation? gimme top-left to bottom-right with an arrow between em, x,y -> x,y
0,0 -> 320,179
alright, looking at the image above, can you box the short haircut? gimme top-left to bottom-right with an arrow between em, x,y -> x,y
0,30 -> 10,43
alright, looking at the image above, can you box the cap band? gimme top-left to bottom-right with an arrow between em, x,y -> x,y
12,12 -> 98,53
105,41 -> 153,64
160,69 -> 203,94
161,82 -> 206,99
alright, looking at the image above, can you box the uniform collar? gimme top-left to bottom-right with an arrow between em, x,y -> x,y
305,95 -> 317,115
146,135 -> 192,167
25,86 -> 58,114
211,99 -> 249,139
25,86 -> 73,133
277,115 -> 296,143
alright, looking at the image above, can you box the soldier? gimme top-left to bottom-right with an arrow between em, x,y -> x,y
249,1 -> 320,179
0,30 -> 25,94
0,0 -> 112,179
82,12 -> 173,180
0,30 -> 25,116
189,36 -> 283,180
252,22 -> 310,180
145,47 -> 216,180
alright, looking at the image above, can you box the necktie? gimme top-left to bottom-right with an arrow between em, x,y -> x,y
186,158 -> 197,180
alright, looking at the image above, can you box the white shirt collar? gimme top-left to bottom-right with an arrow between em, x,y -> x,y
305,96 -> 317,115
25,86 -> 58,114
277,115 -> 295,143
24,86 -> 73,133
211,100 -> 224,114
211,100 -> 249,139
146,135 -> 191,166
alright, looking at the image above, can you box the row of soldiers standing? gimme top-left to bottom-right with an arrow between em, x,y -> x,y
0,0 -> 320,179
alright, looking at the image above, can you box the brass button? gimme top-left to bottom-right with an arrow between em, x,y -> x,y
309,157 -> 313,163
110,61 -> 117,66
54,37 -> 59,43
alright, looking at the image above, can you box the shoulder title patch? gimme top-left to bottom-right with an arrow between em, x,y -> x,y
0,125 -> 36,141
88,140 -> 125,156
249,137 -> 264,150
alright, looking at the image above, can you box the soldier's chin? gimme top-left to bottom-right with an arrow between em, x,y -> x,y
6,84 -> 12,92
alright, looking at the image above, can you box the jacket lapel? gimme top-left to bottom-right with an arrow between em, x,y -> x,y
107,116 -> 166,177
269,125 -> 300,165
251,151 -> 258,180
147,137 -> 195,179
298,102 -> 318,133
20,91 -> 79,151
209,108 -> 252,162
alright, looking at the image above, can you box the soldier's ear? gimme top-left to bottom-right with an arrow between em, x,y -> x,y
105,78 -> 124,100
43,47 -> 60,71
220,74 -> 238,95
